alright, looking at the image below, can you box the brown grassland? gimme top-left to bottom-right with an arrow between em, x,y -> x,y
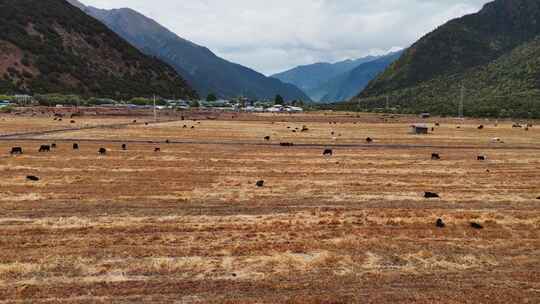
0,111 -> 539,303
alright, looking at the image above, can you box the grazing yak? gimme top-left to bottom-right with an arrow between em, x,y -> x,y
436,219 -> 446,228
154,148 -> 161,152
51,143 -> 57,149
431,153 -> 441,160
26,175 -> 40,181
256,180 -> 265,187
73,143 -> 79,150
366,137 -> 373,143
424,192 -> 440,199
323,149 -> 333,156
477,155 -> 486,161
39,145 -> 51,152
98,148 -> 107,155
264,136 -> 271,141
121,144 -> 127,150
470,222 -> 484,229
10,147 -> 23,155
478,125 -> 484,130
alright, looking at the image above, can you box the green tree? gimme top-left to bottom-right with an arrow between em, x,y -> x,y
292,99 -> 305,107
0,105 -> 14,113
274,94 -> 284,105
34,94 -> 83,106
206,93 -> 217,102
129,97 -> 151,106
129,97 -> 167,106
190,100 -> 200,108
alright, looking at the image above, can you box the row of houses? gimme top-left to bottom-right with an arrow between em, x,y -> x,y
44,100 -> 305,113
265,104 -> 304,113
111,100 -> 304,113
0,95 -> 30,107
0,93 -> 307,112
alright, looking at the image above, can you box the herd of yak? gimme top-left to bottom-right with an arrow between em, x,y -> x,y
6,119 -> 539,231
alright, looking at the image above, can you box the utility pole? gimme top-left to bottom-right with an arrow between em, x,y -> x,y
153,95 -> 157,122
459,83 -> 465,119
459,83 -> 465,118
385,96 -> 390,110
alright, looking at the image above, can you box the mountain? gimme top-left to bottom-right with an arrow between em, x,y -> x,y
69,1 -> 309,102
0,0 -> 196,100
271,56 -> 378,95
316,51 -> 403,102
272,52 -> 402,102
355,0 -> 540,118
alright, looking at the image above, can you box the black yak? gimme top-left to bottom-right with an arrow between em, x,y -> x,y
425,192 -> 440,199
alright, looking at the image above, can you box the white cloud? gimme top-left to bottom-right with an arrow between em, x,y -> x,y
80,0 -> 490,75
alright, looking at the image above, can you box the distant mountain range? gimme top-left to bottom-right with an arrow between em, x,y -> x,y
271,56 -> 377,98
68,0 -> 310,102
272,52 -> 401,102
0,0 -> 196,99
312,51 -> 403,102
354,0 -> 540,118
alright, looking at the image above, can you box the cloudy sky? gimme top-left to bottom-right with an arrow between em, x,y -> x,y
80,0 -> 490,75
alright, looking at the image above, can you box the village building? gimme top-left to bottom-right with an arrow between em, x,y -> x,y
411,123 -> 429,134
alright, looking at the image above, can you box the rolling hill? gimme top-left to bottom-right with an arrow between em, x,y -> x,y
354,0 -> 540,118
69,0 -> 310,101
0,0 -> 196,100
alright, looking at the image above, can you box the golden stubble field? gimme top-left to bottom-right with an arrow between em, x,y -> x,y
0,111 -> 539,303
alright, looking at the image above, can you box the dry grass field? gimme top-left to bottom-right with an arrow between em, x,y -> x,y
0,111 -> 539,303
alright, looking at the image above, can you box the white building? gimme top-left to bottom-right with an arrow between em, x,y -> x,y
266,105 -> 284,112
244,106 -> 264,112
266,105 -> 304,113
13,94 -> 32,105
285,106 -> 303,112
